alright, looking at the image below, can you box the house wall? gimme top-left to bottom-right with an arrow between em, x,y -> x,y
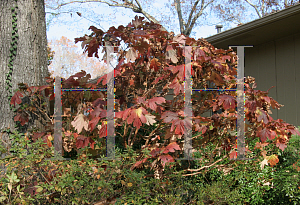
245,32 -> 300,128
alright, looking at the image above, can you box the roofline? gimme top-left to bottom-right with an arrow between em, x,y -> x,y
205,3 -> 300,44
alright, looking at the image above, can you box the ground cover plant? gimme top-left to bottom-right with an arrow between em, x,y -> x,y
1,15 -> 300,204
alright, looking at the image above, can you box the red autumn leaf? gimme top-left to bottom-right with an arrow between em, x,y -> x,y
254,142 -> 269,149
126,107 -> 147,129
161,111 -> 179,123
89,105 -> 103,118
87,38 -> 99,58
96,73 -> 107,86
162,142 -> 181,154
169,78 -> 184,95
218,94 -> 236,110
197,125 -> 208,135
276,137 -> 287,151
11,91 -> 23,106
164,64 -> 184,81
115,108 -> 132,121
257,128 -> 275,142
194,47 -> 206,59
132,157 -> 148,170
135,96 -> 146,104
89,117 -> 100,131
267,154 -> 279,167
146,97 -> 166,111
159,154 -> 174,168
150,148 -> 161,157
209,71 -> 225,86
43,134 -> 52,148
93,98 -> 107,108
98,122 -> 107,138
229,151 -> 237,160
129,78 -> 134,85
150,58 -> 161,72
88,137 -> 95,149
256,109 -> 269,124
153,76 -> 164,84
286,126 -> 300,136
171,118 -> 193,135
31,132 -> 46,143
245,100 -> 257,112
27,86 -> 39,95
76,136 -> 94,149
161,111 -> 192,135
14,112 -> 29,126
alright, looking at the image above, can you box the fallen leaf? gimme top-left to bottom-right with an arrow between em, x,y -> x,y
260,158 -> 268,170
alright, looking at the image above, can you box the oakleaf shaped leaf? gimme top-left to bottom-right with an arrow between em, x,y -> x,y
126,47 -> 138,62
127,107 -> 147,129
145,114 -> 156,125
218,94 -> 236,110
162,142 -> 181,154
267,154 -> 279,167
14,112 -> 29,126
229,151 -> 237,160
172,34 -> 186,45
256,108 -> 269,124
276,137 -> 287,151
257,128 -> 275,142
159,154 -> 174,168
260,158 -> 268,170
169,78 -> 184,95
147,97 -> 166,111
98,122 -> 107,138
71,114 -> 89,134
165,49 -> 178,63
161,111 -> 179,123
10,91 -> 23,106
150,58 -> 161,72
89,117 -> 100,131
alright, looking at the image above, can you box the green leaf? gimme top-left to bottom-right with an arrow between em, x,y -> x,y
35,186 -> 43,193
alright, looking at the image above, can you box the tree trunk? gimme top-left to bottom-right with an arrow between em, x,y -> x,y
0,0 -> 49,175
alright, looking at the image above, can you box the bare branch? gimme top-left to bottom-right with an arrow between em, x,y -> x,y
174,0 -> 185,34
186,0 -> 200,29
185,0 -> 214,36
48,0 -> 169,32
244,0 -> 262,18
179,154 -> 228,177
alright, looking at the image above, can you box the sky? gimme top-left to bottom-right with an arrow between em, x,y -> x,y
44,0 -> 254,78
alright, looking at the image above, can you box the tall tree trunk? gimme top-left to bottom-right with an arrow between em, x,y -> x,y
0,0 -> 49,175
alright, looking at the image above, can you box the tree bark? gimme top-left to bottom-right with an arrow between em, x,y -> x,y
0,0 -> 49,175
